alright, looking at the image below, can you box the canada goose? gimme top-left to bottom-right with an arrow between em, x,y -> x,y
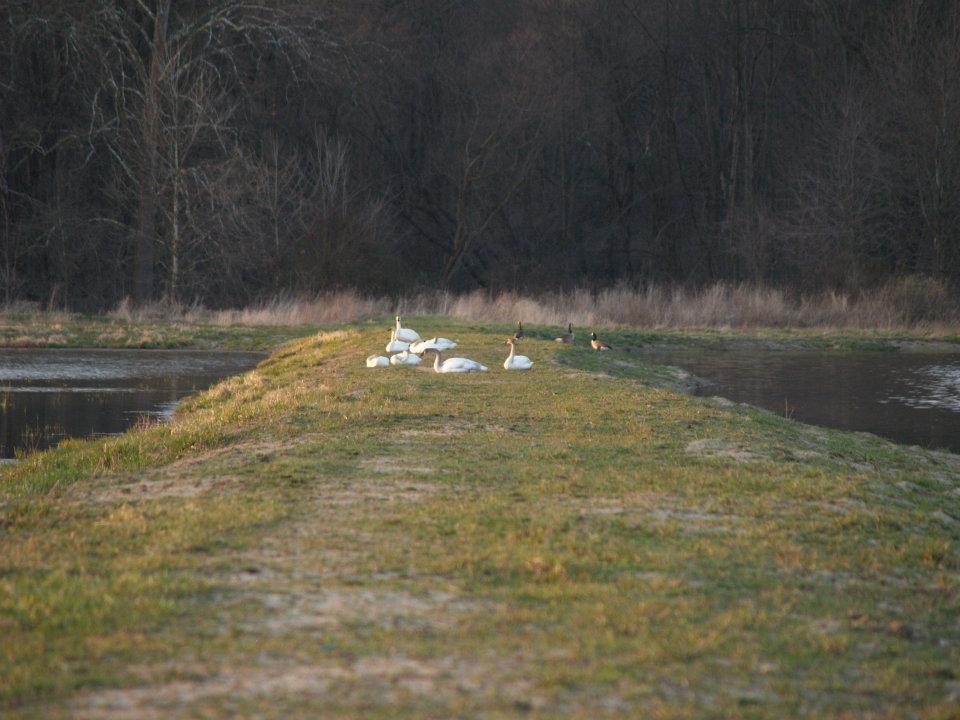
366,354 -> 390,368
385,328 -> 410,354
554,323 -> 574,343
389,350 -> 422,366
394,315 -> 421,343
503,338 -> 533,370
514,321 -> 524,340
424,348 -> 488,373
410,337 -> 457,354
590,332 -> 611,351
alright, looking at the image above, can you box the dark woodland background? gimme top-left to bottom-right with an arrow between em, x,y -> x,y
2,0 -> 959,310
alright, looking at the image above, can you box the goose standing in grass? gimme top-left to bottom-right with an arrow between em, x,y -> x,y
514,321 -> 524,340
385,329 -> 410,354
410,337 -> 457,354
394,315 -> 421,343
554,323 -> 574,343
590,332 -> 611,351
389,350 -> 422,366
366,354 -> 390,368
503,338 -> 533,370
424,348 -> 488,373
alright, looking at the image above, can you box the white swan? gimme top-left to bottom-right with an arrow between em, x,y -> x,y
425,348 -> 487,373
389,350 -> 422,366
410,337 -> 457,354
366,354 -> 390,368
503,338 -> 533,370
394,315 -> 421,343
385,328 -> 410,354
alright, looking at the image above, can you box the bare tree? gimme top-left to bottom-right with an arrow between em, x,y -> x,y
4,0 -> 960,307
83,0 -> 312,303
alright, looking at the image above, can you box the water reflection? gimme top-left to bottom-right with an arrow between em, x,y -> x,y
643,350 -> 960,453
889,364 -> 960,413
0,349 -> 263,458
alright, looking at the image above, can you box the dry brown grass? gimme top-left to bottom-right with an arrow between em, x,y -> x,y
108,293 -> 390,326
88,276 -> 960,330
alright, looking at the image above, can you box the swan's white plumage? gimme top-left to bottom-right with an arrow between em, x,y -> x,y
394,315 -> 421,343
410,337 -> 457,354
385,329 -> 410,353
366,355 -> 390,367
427,349 -> 487,373
503,339 -> 533,370
389,350 -> 422,366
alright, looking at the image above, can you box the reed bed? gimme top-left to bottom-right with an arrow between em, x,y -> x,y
9,277 -> 957,331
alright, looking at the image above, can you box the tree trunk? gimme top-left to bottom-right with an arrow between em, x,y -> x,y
132,0 -> 172,305
0,128 -> 10,305
169,139 -> 180,304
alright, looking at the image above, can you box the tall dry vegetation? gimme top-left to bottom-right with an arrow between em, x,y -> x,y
101,277 -> 960,331
2,1 -> 960,310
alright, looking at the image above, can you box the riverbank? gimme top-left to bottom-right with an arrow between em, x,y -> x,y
0,311 -> 318,349
2,320 -> 959,718
3,306 -> 960,352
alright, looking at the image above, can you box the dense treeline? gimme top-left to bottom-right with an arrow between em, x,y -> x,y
1,0 -> 959,309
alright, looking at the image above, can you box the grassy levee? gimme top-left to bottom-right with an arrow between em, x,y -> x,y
0,312 -> 318,349
2,319 -> 959,718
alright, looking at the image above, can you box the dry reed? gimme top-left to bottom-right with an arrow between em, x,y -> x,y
11,277 -> 960,331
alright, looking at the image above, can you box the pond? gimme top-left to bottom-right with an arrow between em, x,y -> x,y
644,349 -> 960,454
5,346 -> 959,460
0,349 -> 263,459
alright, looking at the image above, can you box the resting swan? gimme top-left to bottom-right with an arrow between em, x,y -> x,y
410,337 -> 457,354
385,329 -> 410,353
503,338 -> 533,370
425,348 -> 487,373
389,350 -> 422,366
366,354 -> 390,368
394,315 -> 421,343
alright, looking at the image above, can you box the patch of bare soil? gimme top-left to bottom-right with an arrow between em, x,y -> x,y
575,494 -> 744,536
73,654 -> 537,720
685,437 -> 763,463
72,541 -> 511,717
216,474 -> 446,582
321,478 -> 438,506
85,474 -> 245,503
239,586 -> 484,634
67,459 -> 503,718
561,369 -> 616,381
76,440 -> 301,504
396,420 -> 510,438
61,412 -> 612,719
397,427 -> 462,438
359,457 -> 435,474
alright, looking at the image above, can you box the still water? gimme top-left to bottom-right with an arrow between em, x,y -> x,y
0,349 -> 263,459
4,347 -> 959,459
645,350 -> 960,454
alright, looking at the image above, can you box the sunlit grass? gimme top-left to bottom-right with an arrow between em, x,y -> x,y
1,319 -> 958,718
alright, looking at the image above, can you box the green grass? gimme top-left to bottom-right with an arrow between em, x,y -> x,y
1,319 -> 959,718
0,312 -> 320,349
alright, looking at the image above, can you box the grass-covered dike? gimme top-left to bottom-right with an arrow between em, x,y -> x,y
1,318 -> 959,718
